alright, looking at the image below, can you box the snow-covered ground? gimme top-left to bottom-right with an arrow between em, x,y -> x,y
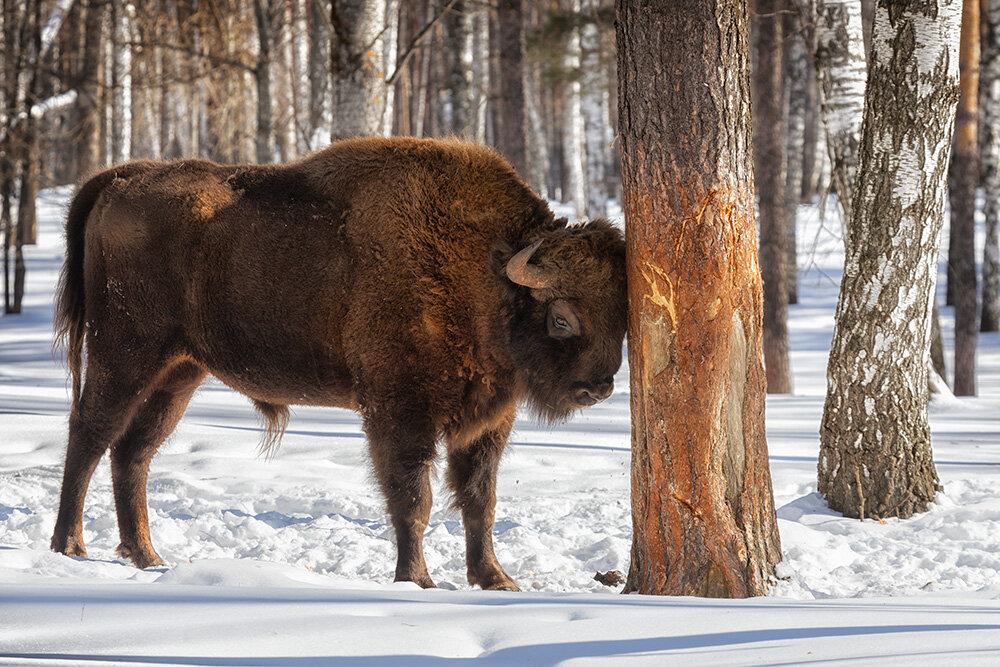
1,189 -> 999,665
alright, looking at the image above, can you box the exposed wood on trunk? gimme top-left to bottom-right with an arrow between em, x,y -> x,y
618,0 -> 781,598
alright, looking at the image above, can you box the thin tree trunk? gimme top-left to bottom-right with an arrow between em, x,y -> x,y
562,1 -> 586,219
981,0 -> 1000,332
931,299 -> 948,384
784,10 -> 807,304
819,0 -> 960,520
619,0 -> 781,598
951,0 -> 979,396
808,0 -> 866,241
447,0 -> 474,135
309,0 -> 331,146
580,0 -> 607,219
525,59 -> 549,196
496,0 -> 527,176
75,0 -> 104,179
754,0 -> 792,394
253,0 -> 274,163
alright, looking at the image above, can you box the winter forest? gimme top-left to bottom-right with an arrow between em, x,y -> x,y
2,0 -> 1000,664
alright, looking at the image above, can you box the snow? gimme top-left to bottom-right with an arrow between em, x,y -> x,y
1,189 -> 999,664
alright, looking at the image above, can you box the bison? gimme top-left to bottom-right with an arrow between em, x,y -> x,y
50,137 -> 626,591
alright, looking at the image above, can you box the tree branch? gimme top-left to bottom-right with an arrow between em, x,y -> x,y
386,0 -> 459,86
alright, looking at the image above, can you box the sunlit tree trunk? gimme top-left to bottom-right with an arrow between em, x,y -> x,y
563,0 -> 586,219
784,10 -> 807,305
330,0 -> 391,137
581,0 -> 607,219
808,0 -> 866,239
619,0 -> 781,598
819,0 -> 960,519
951,0 -> 979,395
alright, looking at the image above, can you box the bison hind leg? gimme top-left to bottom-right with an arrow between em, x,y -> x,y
253,400 -> 290,458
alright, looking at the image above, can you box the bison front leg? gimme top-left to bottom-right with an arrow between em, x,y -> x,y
447,420 -> 520,592
365,416 -> 437,589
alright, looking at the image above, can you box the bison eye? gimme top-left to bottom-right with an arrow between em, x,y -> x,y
547,299 -> 580,339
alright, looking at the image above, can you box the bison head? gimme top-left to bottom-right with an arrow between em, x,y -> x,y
497,218 -> 627,422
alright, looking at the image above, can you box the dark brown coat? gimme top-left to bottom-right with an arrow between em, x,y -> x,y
51,137 -> 626,590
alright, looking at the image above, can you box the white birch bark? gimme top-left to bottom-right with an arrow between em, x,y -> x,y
471,5 -> 489,142
982,0 -> 1000,332
819,0 -> 961,519
380,0 -> 400,136
562,1 -> 586,220
580,1 -> 606,219
809,0 -> 866,242
330,0 -> 391,138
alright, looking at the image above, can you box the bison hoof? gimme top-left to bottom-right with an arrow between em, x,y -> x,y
116,543 -> 165,569
395,573 -> 437,589
469,570 -> 520,592
51,533 -> 88,559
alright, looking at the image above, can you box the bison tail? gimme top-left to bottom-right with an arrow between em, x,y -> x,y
55,162 -> 152,410
253,400 -> 290,459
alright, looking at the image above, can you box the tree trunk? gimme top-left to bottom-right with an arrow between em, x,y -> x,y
808,0 -> 866,240
496,0 -> 527,177
76,0 -> 104,179
563,0 -> 586,219
330,0 -> 390,138
931,299 -> 948,384
819,0 -> 960,520
254,0 -> 274,163
525,60 -> 550,196
110,0 -> 132,164
619,0 -> 781,598
447,0 -> 474,135
984,0 -> 1000,332
309,0 -> 332,146
581,0 -> 607,219
784,10 -> 807,305
951,0 -> 979,396
754,0 -> 792,394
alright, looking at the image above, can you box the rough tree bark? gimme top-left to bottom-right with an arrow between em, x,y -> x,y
951,0 -> 979,395
807,0 -> 866,241
619,0 -> 781,598
253,0 -> 275,163
497,0 -> 527,177
330,0 -> 392,137
75,0 -> 104,180
447,0 -> 474,135
984,0 -> 1000,332
819,0 -> 960,520
754,0 -> 792,394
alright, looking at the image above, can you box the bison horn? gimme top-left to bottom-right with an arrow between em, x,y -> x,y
505,239 -> 552,289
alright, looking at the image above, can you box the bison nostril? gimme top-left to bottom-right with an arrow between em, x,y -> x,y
575,381 -> 613,407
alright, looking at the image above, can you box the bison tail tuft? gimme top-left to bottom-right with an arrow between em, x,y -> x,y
54,162 -> 154,410
253,400 -> 290,459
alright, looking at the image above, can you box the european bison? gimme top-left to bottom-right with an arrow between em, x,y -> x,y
51,137 -> 626,590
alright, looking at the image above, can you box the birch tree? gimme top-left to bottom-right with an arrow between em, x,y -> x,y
580,0 -> 607,219
784,10 -> 807,304
804,0 -> 866,239
562,0 -> 586,219
330,0 -> 393,138
619,0 -> 781,597
819,0 -> 961,519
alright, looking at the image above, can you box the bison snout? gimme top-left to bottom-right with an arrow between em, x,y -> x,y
574,380 -> 614,407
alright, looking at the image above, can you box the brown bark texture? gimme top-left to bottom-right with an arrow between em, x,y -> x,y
819,0 -> 960,520
951,0 -> 979,395
754,0 -> 792,394
618,0 -> 781,598
497,0 -> 527,178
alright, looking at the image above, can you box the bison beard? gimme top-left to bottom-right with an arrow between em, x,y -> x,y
49,137 -> 627,590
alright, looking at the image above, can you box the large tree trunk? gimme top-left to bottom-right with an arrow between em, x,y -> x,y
951,0 -> 979,395
619,0 -> 781,598
496,0 -> 527,177
819,0 -> 960,520
754,0 -> 792,394
808,0 -> 866,240
580,0 -> 607,219
330,0 -> 391,137
984,0 -> 1000,332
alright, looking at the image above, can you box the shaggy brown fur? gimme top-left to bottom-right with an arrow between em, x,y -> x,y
51,137 -> 626,590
